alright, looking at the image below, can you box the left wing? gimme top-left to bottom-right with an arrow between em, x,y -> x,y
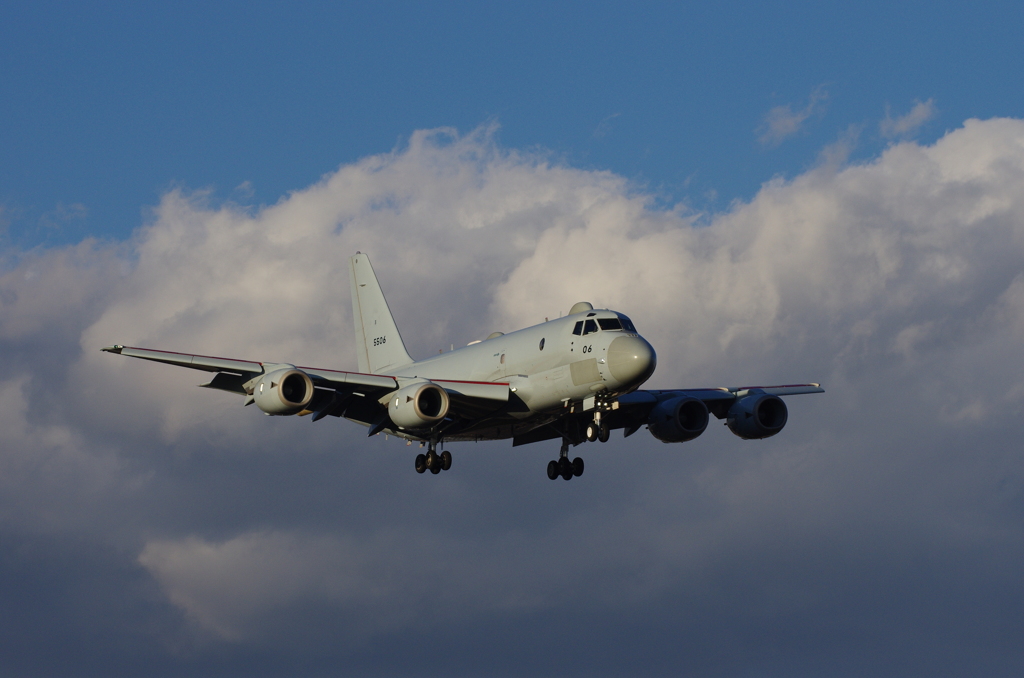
609,383 -> 824,438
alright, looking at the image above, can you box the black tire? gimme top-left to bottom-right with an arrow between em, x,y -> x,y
586,423 -> 598,442
430,464 -> 441,474
440,450 -> 452,471
572,457 -> 584,477
559,457 -> 573,481
597,421 -> 610,443
426,451 -> 437,468
415,454 -> 427,474
547,460 -> 559,480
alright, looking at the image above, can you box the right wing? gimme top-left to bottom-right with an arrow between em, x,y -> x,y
101,345 -> 511,435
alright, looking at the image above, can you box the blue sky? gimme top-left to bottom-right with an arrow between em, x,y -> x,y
3,3 -> 1024,677
4,1 -> 1022,248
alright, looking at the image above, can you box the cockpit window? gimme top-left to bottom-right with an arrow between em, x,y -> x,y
583,319 -> 598,335
598,318 -> 622,331
617,315 -> 637,332
572,321 -> 583,336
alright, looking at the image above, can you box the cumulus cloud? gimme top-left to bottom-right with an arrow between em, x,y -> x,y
757,86 -> 829,146
881,98 -> 937,138
3,119 -> 1024,674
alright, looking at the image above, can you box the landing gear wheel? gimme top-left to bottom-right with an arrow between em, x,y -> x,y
440,450 -> 452,471
559,457 -> 573,481
586,423 -> 598,442
430,464 -> 441,474
597,421 -> 610,443
415,454 -> 427,474
572,457 -> 585,477
547,460 -> 559,480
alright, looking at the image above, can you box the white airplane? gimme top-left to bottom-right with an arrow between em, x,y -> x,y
103,253 -> 823,480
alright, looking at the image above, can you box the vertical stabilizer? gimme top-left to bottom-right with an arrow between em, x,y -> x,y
349,253 -> 414,374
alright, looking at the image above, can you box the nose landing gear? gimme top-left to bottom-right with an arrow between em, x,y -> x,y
585,411 -> 610,443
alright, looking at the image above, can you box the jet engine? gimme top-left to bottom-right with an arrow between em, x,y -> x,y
726,393 -> 788,439
389,381 -> 450,430
648,396 -> 709,443
253,368 -> 314,415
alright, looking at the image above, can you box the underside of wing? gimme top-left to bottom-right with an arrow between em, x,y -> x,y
102,344 -> 521,439
101,344 -> 398,419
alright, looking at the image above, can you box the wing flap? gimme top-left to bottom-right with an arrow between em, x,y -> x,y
435,380 -> 509,402
735,383 -> 824,397
301,367 -> 398,392
199,372 -> 249,395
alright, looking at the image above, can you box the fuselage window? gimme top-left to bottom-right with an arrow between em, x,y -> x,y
539,338 -> 545,350
598,318 -> 622,331
583,319 -> 598,335
572,321 -> 583,336
617,315 -> 637,332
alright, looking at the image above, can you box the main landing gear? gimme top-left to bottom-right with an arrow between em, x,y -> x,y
547,440 -> 584,481
415,439 -> 451,475
547,411 -> 613,480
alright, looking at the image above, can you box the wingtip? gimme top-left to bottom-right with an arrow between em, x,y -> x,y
101,345 -> 124,354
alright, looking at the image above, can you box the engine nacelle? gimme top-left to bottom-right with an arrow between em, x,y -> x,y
726,393 -> 788,439
389,381 -> 450,430
253,368 -> 314,415
648,396 -> 709,443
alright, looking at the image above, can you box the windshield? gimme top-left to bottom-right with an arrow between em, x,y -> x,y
617,315 -> 637,332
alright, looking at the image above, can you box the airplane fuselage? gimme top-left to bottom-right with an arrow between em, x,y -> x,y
370,308 -> 657,441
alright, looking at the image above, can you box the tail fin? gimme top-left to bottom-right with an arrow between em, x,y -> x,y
349,253 -> 414,374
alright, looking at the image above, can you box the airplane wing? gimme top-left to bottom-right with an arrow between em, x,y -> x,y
611,383 -> 824,436
100,345 -> 510,434
511,383 -> 823,447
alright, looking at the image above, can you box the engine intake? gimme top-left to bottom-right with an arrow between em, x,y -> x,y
253,368 -> 314,415
389,382 -> 450,430
726,393 -> 788,439
648,396 -> 709,443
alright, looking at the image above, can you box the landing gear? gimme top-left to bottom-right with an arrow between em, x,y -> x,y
547,441 -> 584,481
586,412 -> 610,443
415,440 -> 451,476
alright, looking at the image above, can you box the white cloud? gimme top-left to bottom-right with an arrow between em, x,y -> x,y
3,119 -> 1024,658
757,86 -> 829,146
881,98 -> 937,138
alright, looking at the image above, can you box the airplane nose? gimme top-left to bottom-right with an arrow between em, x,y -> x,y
607,336 -> 657,385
